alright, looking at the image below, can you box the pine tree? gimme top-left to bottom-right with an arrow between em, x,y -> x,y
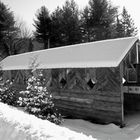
62,0 -> 81,45
121,7 -> 137,37
17,70 -> 62,125
34,6 -> 52,49
0,1 -> 18,57
114,7 -> 137,38
82,0 -> 117,41
51,0 -> 82,47
81,6 -> 91,42
0,1 -> 16,41
51,7 -> 64,47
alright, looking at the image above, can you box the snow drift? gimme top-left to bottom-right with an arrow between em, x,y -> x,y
0,102 -> 95,140
2,102 -> 140,140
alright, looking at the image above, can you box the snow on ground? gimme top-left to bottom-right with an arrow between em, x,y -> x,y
0,102 -> 95,140
1,102 -> 140,140
62,113 -> 140,140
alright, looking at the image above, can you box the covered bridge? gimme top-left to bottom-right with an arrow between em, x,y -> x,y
0,36 -> 139,126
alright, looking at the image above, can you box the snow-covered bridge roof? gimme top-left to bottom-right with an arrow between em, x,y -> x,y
0,36 -> 138,70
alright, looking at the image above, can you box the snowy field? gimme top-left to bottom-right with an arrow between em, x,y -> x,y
1,102 -> 140,140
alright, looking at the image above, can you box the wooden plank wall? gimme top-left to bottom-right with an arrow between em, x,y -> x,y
6,67 -> 123,125
50,67 -> 123,125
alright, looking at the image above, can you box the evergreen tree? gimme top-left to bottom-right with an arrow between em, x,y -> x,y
121,7 -> 137,37
0,1 -> 18,57
0,1 -> 16,41
82,0 -> 117,41
51,7 -> 64,47
62,0 -> 81,45
34,6 -> 52,49
17,70 -> 62,125
115,7 -> 137,38
81,6 -> 91,42
51,0 -> 82,47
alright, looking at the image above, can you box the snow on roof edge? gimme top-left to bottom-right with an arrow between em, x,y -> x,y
4,36 -> 138,59
1,61 -> 119,71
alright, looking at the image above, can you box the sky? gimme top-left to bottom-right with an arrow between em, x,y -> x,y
3,0 -> 140,36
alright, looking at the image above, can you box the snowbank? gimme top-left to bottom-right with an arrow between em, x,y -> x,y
2,102 -> 140,140
0,102 -> 95,140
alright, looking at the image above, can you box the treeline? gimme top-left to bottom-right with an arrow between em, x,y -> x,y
0,0 -> 138,57
33,0 -> 138,49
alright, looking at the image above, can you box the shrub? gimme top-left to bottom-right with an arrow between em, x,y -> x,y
0,80 -> 18,106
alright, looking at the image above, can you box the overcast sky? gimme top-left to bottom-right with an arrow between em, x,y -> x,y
3,0 -> 140,36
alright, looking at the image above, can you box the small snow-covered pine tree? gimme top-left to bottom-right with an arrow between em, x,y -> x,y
18,70 -> 62,125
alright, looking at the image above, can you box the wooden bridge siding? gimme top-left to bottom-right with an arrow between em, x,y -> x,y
6,67 -> 123,125
52,90 -> 122,124
51,67 -> 123,125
